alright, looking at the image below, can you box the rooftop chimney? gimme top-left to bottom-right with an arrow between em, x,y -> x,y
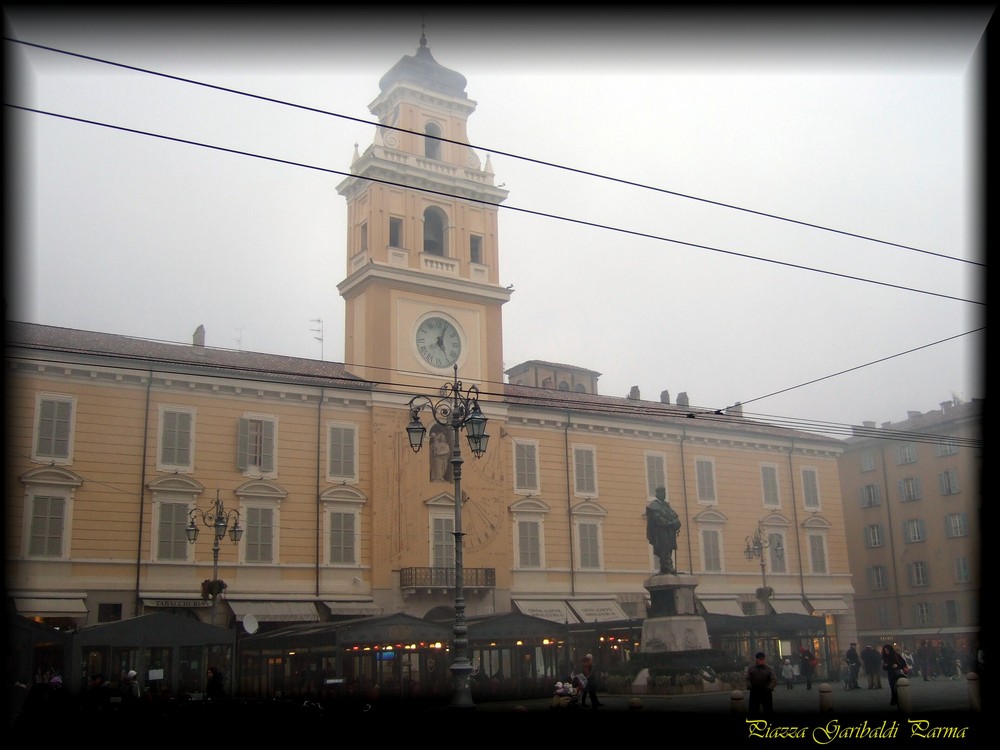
628,386 -> 640,400
677,392 -> 689,407
193,324 -> 205,348
660,390 -> 670,405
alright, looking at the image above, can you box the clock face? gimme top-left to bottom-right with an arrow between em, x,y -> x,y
415,316 -> 462,369
462,490 -> 506,552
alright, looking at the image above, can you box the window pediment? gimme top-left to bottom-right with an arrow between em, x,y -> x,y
320,485 -> 367,505
20,466 -> 83,487
236,479 -> 288,503
693,509 -> 727,524
570,500 -> 606,517
511,497 -> 550,514
147,474 -> 204,495
802,515 -> 831,529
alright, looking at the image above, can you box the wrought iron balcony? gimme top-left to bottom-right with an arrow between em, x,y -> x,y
399,567 -> 496,591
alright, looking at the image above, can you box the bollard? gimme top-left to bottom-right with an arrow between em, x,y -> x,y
967,672 -> 980,712
818,682 -> 834,712
896,677 -> 911,714
731,689 -> 746,713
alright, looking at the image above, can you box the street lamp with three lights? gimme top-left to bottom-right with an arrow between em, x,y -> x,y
186,490 -> 243,627
406,365 -> 489,710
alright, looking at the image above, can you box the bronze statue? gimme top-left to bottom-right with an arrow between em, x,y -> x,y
646,486 -> 681,574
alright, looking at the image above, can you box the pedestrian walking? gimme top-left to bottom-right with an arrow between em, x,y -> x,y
578,654 -> 602,709
746,652 -> 777,715
781,658 -> 795,690
882,643 -> 908,708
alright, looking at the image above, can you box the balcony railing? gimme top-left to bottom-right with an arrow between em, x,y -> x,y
399,567 -> 496,590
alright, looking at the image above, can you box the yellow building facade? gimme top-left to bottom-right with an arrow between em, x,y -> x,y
6,35 -> 857,671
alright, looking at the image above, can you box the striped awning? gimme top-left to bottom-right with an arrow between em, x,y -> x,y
227,601 -> 320,622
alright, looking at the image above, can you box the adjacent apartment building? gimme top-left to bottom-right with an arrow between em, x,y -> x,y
838,398 -> 982,658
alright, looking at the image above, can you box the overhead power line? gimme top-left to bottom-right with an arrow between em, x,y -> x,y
3,36 -> 982,270
4,103 -> 984,308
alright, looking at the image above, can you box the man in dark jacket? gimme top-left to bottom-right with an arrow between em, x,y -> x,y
862,644 -> 883,689
845,643 -> 861,689
746,652 -> 777,715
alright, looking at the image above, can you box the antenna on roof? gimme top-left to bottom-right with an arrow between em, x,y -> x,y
310,318 -> 324,360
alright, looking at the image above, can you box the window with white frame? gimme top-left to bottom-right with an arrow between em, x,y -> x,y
870,564 -> 888,590
646,452 -> 667,498
238,415 -> 276,474
945,512 -> 968,538
158,407 -> 194,471
327,422 -> 358,482
243,506 -> 274,563
322,486 -> 365,566
512,498 -> 547,570
768,532 -> 786,573
935,438 -> 959,457
27,493 -> 67,558
909,560 -> 929,587
513,440 -> 540,493
156,501 -> 191,561
898,477 -> 922,502
432,515 -> 455,569
695,458 -> 717,505
760,465 -> 780,508
861,451 -> 875,472
954,556 -> 970,583
808,533 -> 828,574
864,524 -> 883,548
903,518 -> 926,543
33,394 -> 75,463
517,519 -> 541,568
944,600 -> 959,625
701,528 -> 722,572
573,445 -> 597,495
860,484 -> 882,508
801,467 -> 820,510
915,602 -> 932,626
896,443 -> 917,465
329,511 -> 356,565
577,521 -> 601,569
939,469 -> 960,495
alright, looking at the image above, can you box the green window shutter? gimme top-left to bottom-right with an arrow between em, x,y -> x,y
237,418 -> 249,470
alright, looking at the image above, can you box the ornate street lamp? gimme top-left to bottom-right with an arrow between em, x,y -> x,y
406,364 -> 489,709
744,521 -> 782,601
744,521 -> 783,657
186,490 -> 243,627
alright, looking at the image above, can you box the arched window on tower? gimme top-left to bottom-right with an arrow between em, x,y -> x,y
424,121 -> 442,160
423,207 -> 447,256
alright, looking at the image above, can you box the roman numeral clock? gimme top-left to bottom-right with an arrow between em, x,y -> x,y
414,315 -> 462,370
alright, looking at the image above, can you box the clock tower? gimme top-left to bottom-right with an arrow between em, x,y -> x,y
336,32 -> 510,393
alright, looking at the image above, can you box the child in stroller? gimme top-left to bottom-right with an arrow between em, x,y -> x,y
551,675 -> 584,709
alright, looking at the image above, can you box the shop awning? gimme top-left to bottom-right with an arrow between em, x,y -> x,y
770,599 -> 811,615
324,602 -> 384,617
806,596 -> 851,614
513,599 -> 580,624
700,598 -> 746,617
227,601 -> 320,622
568,599 -> 629,622
15,597 -> 88,618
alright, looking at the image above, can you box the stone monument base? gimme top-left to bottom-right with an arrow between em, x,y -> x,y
640,572 -> 710,652
640,615 -> 711,652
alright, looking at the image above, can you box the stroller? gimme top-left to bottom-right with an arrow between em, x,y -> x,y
550,677 -> 583,709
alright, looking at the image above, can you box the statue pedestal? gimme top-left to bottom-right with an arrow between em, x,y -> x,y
641,573 -> 711,652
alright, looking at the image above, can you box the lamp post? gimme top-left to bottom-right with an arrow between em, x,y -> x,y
406,365 -> 489,710
744,521 -> 782,656
186,490 -> 243,627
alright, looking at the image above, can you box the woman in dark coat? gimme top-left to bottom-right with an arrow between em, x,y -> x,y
881,644 -> 907,707
206,666 -> 226,700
